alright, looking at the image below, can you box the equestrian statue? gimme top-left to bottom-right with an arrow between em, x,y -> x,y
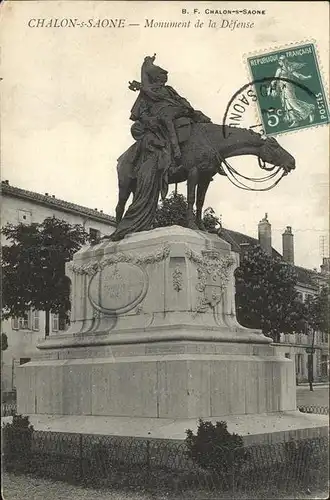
110,55 -> 296,241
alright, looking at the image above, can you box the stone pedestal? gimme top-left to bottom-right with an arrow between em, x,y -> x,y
16,340 -> 296,418
17,227 -> 297,422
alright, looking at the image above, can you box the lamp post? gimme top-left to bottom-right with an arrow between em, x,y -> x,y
306,328 -> 316,392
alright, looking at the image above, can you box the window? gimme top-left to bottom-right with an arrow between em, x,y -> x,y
89,228 -> 101,243
321,332 -> 328,344
321,356 -> 328,377
18,317 -> 29,329
18,209 -> 32,225
19,358 -> 31,365
32,310 -> 39,331
59,314 -> 67,331
285,353 -> 291,359
12,311 -> 32,330
12,318 -> 19,330
52,313 -> 67,332
295,354 -> 303,375
18,310 -> 32,330
52,313 -> 59,332
284,333 -> 291,344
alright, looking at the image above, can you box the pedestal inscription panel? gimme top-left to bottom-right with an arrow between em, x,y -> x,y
88,262 -> 148,314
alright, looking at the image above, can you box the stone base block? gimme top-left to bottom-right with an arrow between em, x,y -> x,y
17,341 -> 296,419
3,412 -> 328,446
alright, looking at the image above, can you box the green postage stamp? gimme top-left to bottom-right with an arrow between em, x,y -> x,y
247,43 -> 330,136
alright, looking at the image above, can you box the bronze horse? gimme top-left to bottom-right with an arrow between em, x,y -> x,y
114,124 -> 295,234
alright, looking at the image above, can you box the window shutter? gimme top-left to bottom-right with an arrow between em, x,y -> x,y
59,313 -> 66,331
28,309 -> 32,330
17,311 -> 32,330
12,318 -> 19,330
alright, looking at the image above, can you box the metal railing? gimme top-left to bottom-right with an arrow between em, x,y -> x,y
3,427 -> 328,497
1,402 -> 17,417
298,405 -> 329,415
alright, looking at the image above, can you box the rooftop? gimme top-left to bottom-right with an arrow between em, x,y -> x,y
294,265 -> 320,289
221,227 -> 318,289
1,181 -> 116,225
221,227 -> 282,259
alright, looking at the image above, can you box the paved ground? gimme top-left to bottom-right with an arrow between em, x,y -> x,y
296,386 -> 329,407
2,472 -> 329,500
2,472 -> 155,500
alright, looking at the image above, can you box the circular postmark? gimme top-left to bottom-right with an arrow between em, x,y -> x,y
88,262 -> 148,315
222,80 -> 265,138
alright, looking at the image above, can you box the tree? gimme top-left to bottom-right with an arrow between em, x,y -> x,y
153,191 -> 189,228
1,332 -> 8,352
185,419 -> 246,473
305,285 -> 329,335
235,245 -> 306,342
153,191 -> 222,231
1,332 -> 8,391
2,217 -> 88,336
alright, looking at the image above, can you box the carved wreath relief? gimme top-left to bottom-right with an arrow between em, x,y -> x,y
68,244 -> 170,315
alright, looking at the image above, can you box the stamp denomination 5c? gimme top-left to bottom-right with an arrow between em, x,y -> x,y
247,43 -> 330,135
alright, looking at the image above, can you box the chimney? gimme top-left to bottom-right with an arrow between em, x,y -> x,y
258,213 -> 272,255
320,257 -> 330,275
282,226 -> 294,264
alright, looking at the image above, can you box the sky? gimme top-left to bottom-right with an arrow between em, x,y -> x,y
1,1 -> 329,270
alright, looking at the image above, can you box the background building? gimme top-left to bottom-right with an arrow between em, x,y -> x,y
221,215 -> 329,383
1,180 -> 116,392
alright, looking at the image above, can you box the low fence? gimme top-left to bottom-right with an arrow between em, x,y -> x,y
3,427 -> 329,497
1,402 -> 17,417
298,405 -> 329,415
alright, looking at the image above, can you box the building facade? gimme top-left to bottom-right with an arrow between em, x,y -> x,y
221,215 -> 329,383
1,181 -> 116,392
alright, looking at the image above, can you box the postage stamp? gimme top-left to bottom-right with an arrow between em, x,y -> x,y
246,43 -> 330,136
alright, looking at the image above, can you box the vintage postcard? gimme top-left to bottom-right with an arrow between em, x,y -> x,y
1,1 -> 329,499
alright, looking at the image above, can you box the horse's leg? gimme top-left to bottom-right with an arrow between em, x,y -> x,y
196,178 -> 211,231
186,166 -> 199,230
115,179 -> 133,224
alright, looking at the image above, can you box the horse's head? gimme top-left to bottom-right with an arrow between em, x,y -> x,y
259,136 -> 296,173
